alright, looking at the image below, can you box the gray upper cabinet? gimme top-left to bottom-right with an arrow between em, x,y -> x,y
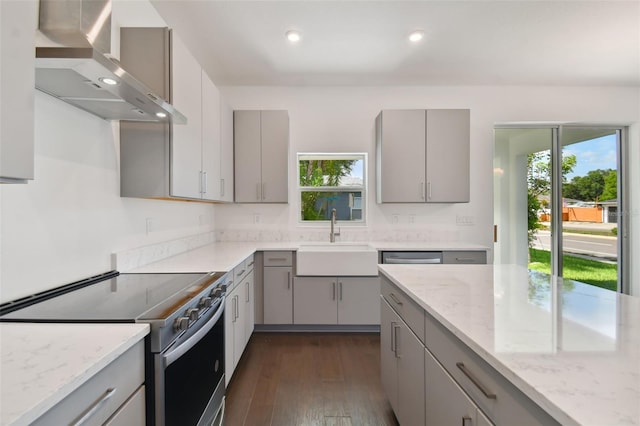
376,109 -> 470,203
120,28 -> 223,202
234,110 -> 289,203
1,0 -> 36,184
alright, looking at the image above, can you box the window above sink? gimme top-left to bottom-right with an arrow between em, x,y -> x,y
298,153 -> 367,224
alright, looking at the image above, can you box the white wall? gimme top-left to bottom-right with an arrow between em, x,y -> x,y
216,85 -> 639,291
0,92 -> 215,303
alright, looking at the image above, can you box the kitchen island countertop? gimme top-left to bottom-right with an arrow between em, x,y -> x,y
379,263 -> 640,426
0,323 -> 149,426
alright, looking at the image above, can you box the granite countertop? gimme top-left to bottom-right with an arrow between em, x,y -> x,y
126,240 -> 487,273
378,263 -> 640,426
0,323 -> 149,426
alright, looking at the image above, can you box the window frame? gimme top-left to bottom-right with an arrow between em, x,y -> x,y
297,152 -> 368,225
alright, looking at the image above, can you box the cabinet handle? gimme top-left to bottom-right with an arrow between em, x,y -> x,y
462,416 -> 473,426
199,171 -> 204,195
338,282 -> 342,301
268,257 -> 287,262
389,293 -> 403,306
427,181 -> 432,200
220,178 -> 225,197
236,295 -> 240,320
287,271 -> 291,289
237,269 -> 246,276
246,282 -> 250,302
262,182 -> 266,200
390,322 -> 397,353
248,261 -> 254,267
71,387 -> 116,426
332,282 -> 336,300
456,362 -> 497,400
393,324 -> 401,358
421,182 -> 425,200
455,258 -> 475,263
203,171 -> 208,194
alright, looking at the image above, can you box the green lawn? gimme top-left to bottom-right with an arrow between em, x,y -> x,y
528,248 -> 617,291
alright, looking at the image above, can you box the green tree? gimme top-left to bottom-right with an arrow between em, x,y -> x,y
563,169 -> 614,201
600,170 -> 617,200
527,151 -> 576,245
299,160 -> 355,220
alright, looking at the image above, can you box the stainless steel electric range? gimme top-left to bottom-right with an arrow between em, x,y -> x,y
0,270 -> 229,426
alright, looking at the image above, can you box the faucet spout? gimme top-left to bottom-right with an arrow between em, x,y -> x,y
330,208 -> 340,242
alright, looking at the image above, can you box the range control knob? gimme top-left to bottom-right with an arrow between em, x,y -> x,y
186,308 -> 199,321
199,297 -> 212,308
174,316 -> 189,332
211,288 -> 223,298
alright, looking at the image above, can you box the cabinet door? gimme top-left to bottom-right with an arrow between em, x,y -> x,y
263,266 -> 293,324
380,299 -> 400,415
232,293 -> 245,369
104,385 -> 145,426
0,0 -> 35,183
397,323 -> 426,426
243,270 -> 255,348
220,99 -> 235,202
425,348 -> 477,426
171,32 -> 203,199
234,110 -> 262,202
377,110 -> 426,203
338,277 -> 380,325
425,109 -> 470,203
260,110 -> 289,203
201,70 -> 221,201
293,277 -> 338,324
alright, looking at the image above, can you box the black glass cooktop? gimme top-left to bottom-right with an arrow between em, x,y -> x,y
0,272 -> 225,322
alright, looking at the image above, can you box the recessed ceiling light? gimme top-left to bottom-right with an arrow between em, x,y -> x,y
156,112 -> 167,118
286,30 -> 302,43
409,30 -> 425,43
99,77 -> 118,85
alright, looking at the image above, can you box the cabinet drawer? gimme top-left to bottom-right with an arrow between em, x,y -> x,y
234,255 -> 254,283
104,385 -> 145,426
381,276 -> 425,344
33,340 -> 145,426
443,251 -> 487,264
245,254 -> 255,272
263,251 -> 293,267
425,313 -> 559,426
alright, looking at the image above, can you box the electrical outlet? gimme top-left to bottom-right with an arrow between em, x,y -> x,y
145,217 -> 154,234
456,215 -> 474,226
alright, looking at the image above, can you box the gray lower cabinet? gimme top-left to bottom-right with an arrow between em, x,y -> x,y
293,277 -> 380,325
32,340 -> 145,426
263,252 -> 294,324
376,109 -> 470,203
381,297 -> 426,426
234,110 -> 289,203
381,275 -> 559,426
425,348 -> 493,426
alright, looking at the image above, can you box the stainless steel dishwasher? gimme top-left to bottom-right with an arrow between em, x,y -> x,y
381,251 -> 443,264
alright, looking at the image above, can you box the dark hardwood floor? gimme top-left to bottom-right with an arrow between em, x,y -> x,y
225,332 -> 399,426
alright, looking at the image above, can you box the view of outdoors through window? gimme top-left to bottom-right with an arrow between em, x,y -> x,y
298,154 -> 365,222
527,132 -> 619,291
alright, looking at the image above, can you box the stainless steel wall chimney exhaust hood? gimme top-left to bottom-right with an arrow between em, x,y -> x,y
35,0 -> 186,124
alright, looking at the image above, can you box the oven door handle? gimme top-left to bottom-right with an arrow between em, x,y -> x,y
163,295 -> 225,368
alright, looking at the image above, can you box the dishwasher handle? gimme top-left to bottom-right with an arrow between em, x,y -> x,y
384,258 -> 442,264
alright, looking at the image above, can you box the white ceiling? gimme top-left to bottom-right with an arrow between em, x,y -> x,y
149,0 -> 640,87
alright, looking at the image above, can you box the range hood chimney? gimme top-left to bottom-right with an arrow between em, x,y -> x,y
35,0 -> 186,124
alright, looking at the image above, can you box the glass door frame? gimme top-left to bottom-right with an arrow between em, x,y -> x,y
494,124 -> 629,294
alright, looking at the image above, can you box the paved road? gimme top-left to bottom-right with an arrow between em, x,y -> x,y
532,230 -> 617,260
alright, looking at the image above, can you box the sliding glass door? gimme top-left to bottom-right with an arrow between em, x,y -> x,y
494,125 -> 628,293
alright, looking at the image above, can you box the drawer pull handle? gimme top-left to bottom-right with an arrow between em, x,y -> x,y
389,293 -> 403,306
455,258 -> 475,262
248,261 -> 255,267
237,269 -> 246,276
72,387 -> 116,426
268,257 -> 287,262
456,362 -> 497,400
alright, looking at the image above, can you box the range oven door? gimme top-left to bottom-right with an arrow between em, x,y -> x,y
154,297 -> 225,426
